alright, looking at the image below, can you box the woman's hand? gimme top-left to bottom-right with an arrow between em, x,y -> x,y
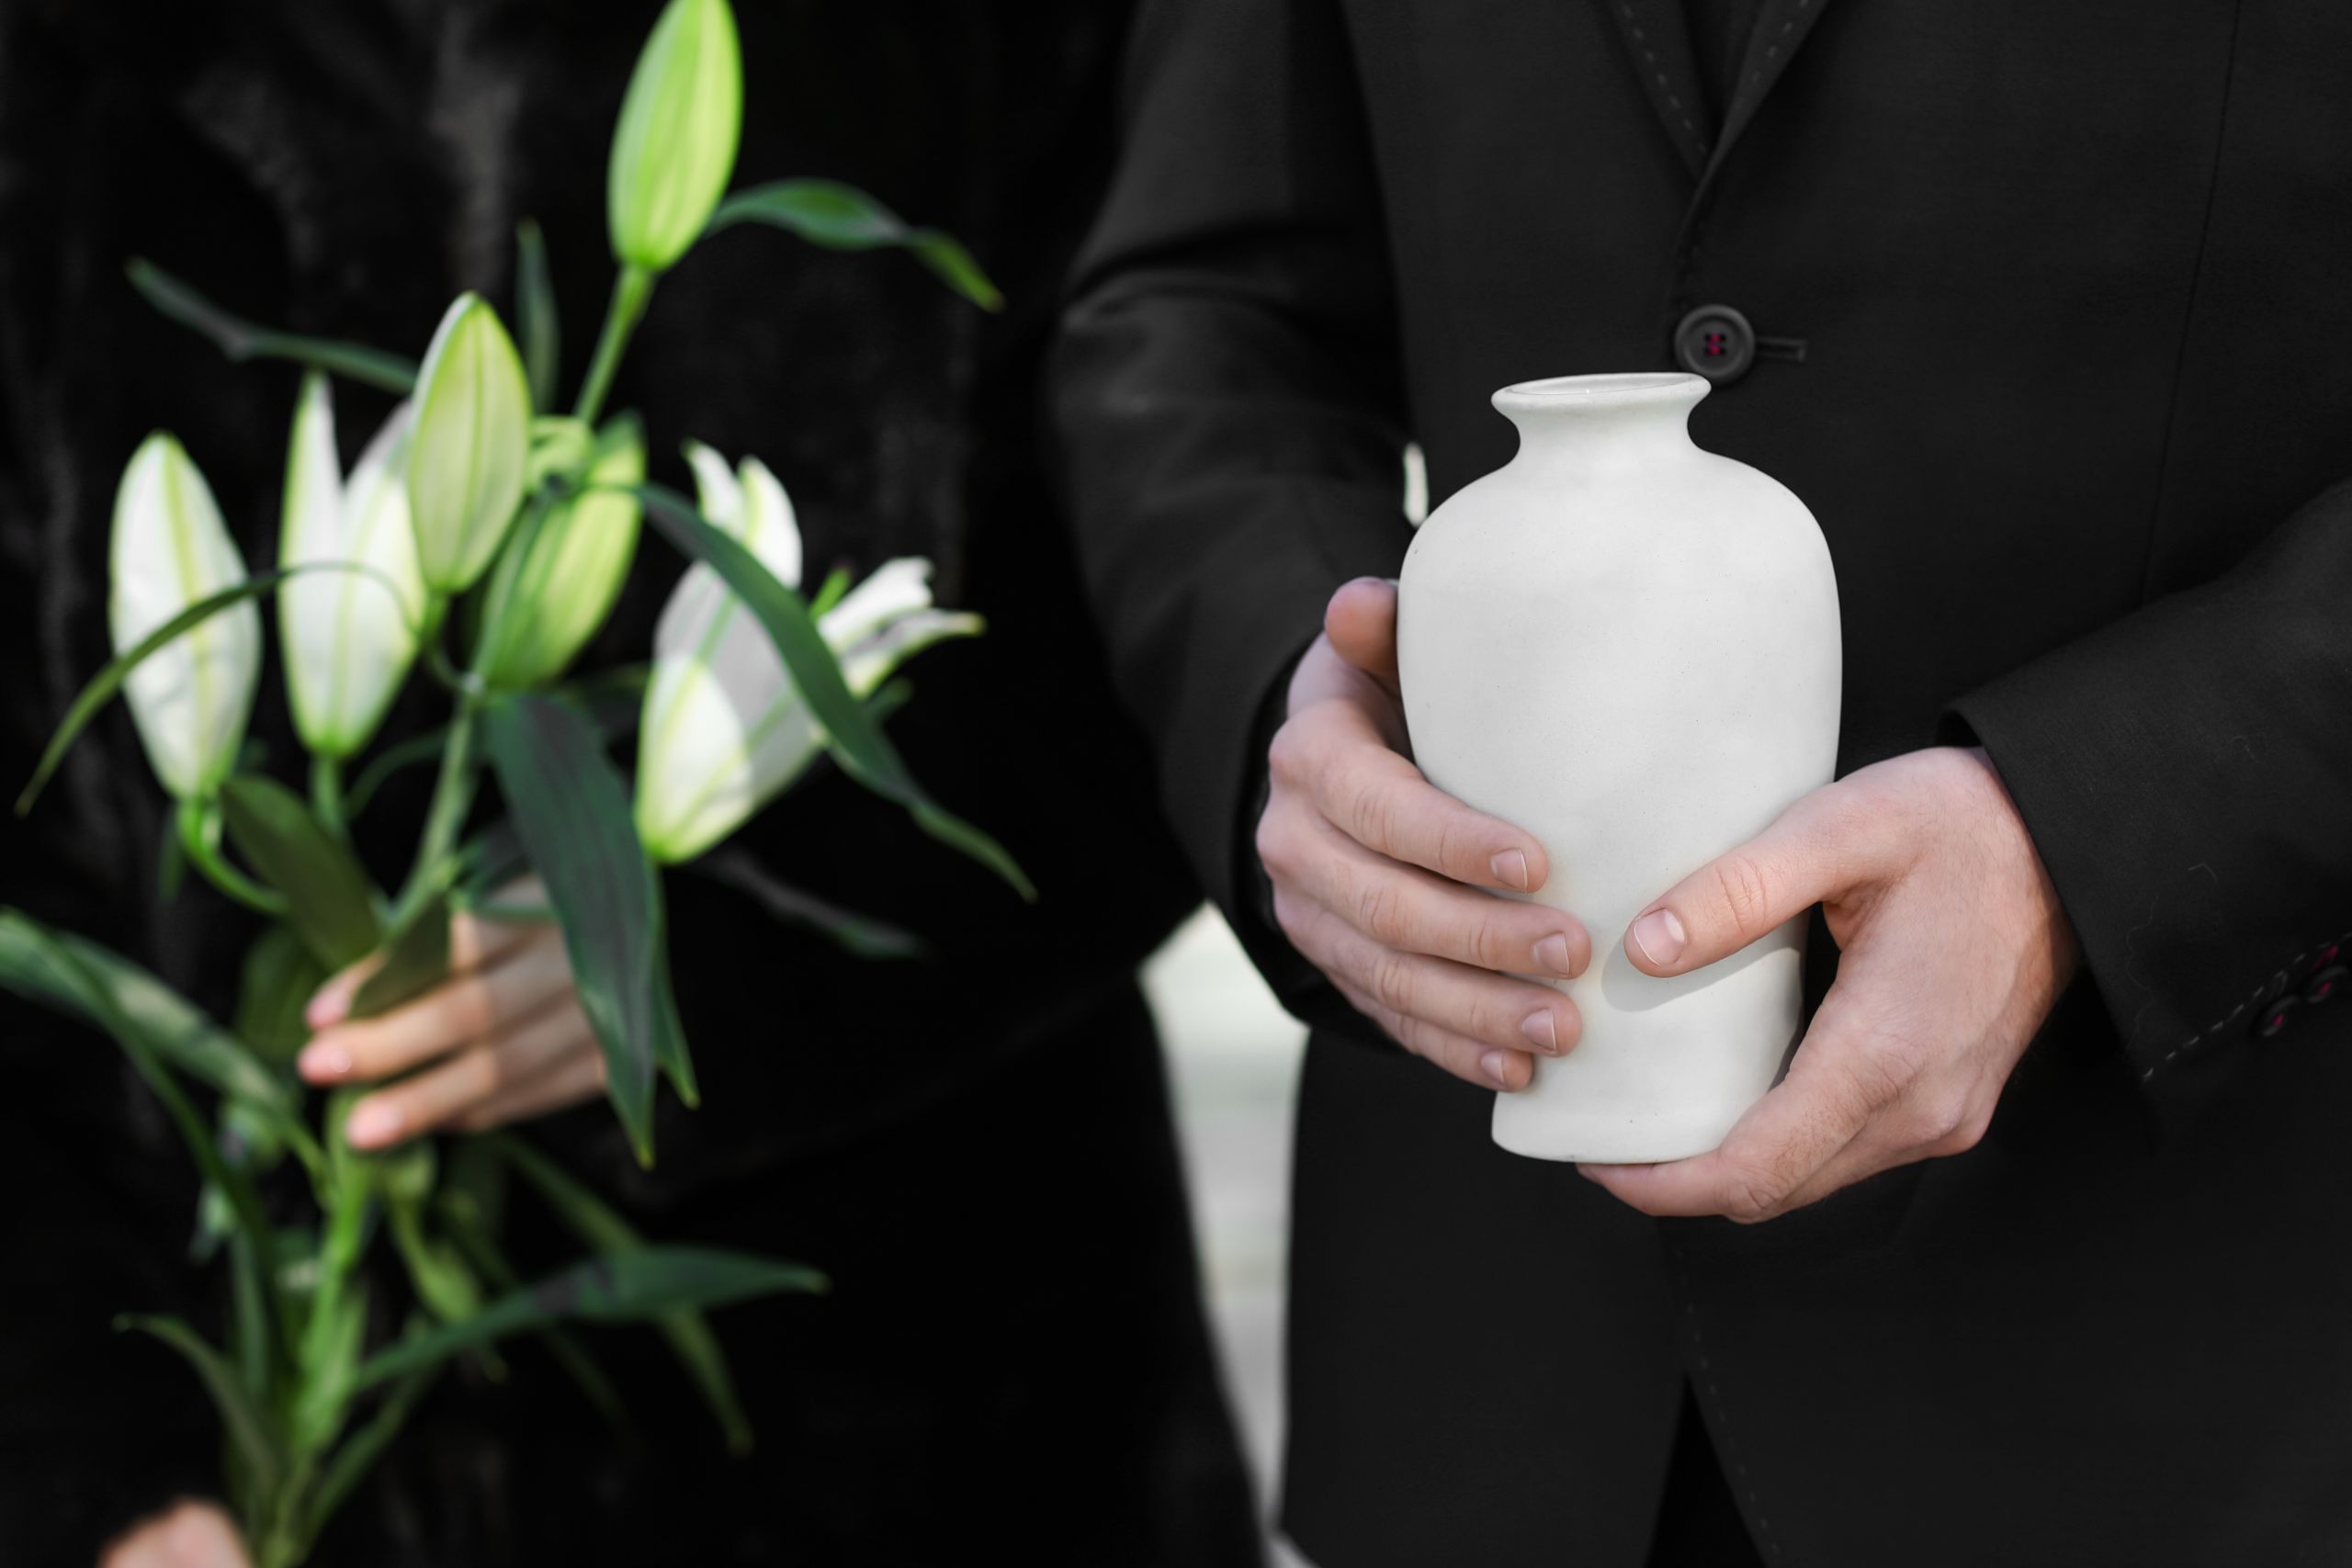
100,1501 -> 248,1568
297,878 -> 607,1150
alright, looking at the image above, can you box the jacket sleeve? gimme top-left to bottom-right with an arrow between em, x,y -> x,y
1047,0 -> 1414,1029
1941,478 -> 2352,1131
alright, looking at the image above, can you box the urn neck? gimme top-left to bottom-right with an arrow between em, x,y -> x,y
1492,372 -> 1706,474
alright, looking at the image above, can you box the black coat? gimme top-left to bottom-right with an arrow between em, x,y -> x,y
0,2 -> 1258,1562
1051,1 -> 2352,1564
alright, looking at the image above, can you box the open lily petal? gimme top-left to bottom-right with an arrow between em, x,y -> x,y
635,536 -> 975,863
109,434 -> 262,799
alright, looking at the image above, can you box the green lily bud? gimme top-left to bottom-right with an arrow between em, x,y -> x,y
406,294 -> 531,593
633,444 -> 979,863
607,0 -> 742,273
476,414 -> 648,687
278,374 -> 426,759
108,433 -> 262,800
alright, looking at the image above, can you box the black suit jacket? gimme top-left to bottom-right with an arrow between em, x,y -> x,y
1053,1 -> 2352,1563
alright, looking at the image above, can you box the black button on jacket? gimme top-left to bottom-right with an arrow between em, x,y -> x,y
1052,0 -> 2352,1564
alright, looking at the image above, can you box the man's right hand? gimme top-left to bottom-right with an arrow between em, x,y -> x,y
1258,578 -> 1589,1090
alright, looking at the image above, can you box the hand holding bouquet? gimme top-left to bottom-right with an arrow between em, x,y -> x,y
3,4 -> 1023,1562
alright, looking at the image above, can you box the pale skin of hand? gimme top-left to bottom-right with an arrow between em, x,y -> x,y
1260,577 -> 1593,1092
100,1501 -> 248,1568
297,877 -> 606,1150
1264,579 -> 2080,1221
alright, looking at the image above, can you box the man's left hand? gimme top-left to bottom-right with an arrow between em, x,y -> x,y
1581,746 -> 2079,1223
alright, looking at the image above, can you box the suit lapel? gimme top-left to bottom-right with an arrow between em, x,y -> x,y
1698,0 -> 1838,186
1600,0 -> 1715,179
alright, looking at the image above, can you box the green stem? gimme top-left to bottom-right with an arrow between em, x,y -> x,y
177,799 -> 288,917
394,697 -> 478,929
310,754 -> 346,841
571,265 -> 654,427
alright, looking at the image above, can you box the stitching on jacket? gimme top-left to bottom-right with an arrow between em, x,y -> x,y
2140,924 -> 2352,1083
1679,1254 -> 1783,1561
1619,1 -> 1701,145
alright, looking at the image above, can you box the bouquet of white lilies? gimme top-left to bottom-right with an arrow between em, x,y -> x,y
0,3 -> 1023,1563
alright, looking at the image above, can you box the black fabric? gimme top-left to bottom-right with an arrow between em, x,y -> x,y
1682,0 -> 1764,116
0,1 -> 1258,1562
1051,0 -> 2352,1563
312,980 -> 1254,1567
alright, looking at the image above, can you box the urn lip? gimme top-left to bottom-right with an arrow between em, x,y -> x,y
1493,371 -> 1706,411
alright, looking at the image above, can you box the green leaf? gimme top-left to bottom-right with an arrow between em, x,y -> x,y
233,924 -> 331,1064
343,725 -> 450,822
0,910 -> 285,1110
219,775 -> 382,971
17,561 -> 405,818
351,1246 -> 824,1393
117,1314 -> 283,1497
128,258 -> 418,393
349,889 -> 451,1019
483,1133 -> 763,1451
516,219 -> 560,413
633,484 -> 1032,898
301,1359 -> 437,1552
692,847 -> 925,960
707,180 -> 1003,311
481,694 -> 662,1161
435,1163 -> 628,1436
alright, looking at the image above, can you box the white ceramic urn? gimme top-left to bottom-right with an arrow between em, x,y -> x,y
1397,372 -> 1841,1163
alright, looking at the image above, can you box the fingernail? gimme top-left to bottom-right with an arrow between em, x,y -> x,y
306,981 -> 351,1030
1630,908 -> 1687,968
1481,1050 -> 1515,1089
298,1042 -> 351,1081
1533,932 -> 1575,976
1520,1010 -> 1559,1053
1490,851 -> 1530,890
345,1101 -> 401,1149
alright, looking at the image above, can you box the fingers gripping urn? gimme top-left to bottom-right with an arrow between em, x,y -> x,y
1397,373 -> 1841,1163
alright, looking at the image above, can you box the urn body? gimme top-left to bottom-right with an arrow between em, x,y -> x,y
1396,373 -> 1841,1162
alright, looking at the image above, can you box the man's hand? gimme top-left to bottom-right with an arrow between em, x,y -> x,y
297,878 -> 607,1149
1583,746 -> 2080,1222
1259,579 -> 1590,1091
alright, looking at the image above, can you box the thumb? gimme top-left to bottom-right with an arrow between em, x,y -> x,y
1623,788 -> 1882,976
1325,577 -> 1399,686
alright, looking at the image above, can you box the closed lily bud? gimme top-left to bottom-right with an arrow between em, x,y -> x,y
278,374 -> 427,759
607,0 -> 742,273
407,294 -> 531,593
476,414 -> 648,687
109,434 -> 262,800
633,446 -> 979,864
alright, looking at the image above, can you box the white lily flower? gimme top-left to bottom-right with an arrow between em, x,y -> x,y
278,374 -> 426,759
108,433 -> 262,800
633,445 -> 980,863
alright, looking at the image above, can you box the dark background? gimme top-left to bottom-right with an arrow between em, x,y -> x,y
0,1 -> 1259,1562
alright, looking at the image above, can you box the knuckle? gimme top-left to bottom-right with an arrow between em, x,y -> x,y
1266,723 -> 1306,787
447,980 -> 495,1040
1370,950 -> 1418,1015
1722,1162 -> 1792,1224
1354,876 -> 1408,946
1253,811 -> 1293,880
1346,774 -> 1398,854
1711,852 -> 1778,942
1464,909 -> 1506,971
